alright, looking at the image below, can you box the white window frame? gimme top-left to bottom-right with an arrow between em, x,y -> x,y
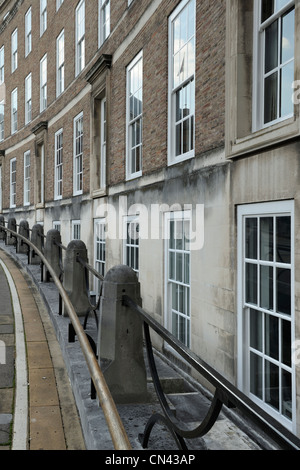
25,73 -> 32,125
123,215 -> 139,274
71,220 -> 81,240
75,0 -> 85,76
10,158 -> 16,208
11,88 -> 17,135
25,7 -> 32,57
40,0 -> 47,37
94,218 -> 106,294
99,0 -> 110,47
23,150 -> 30,206
54,128 -> 63,200
53,221 -> 61,232
100,97 -> 107,189
73,112 -> 83,196
168,0 -> 195,166
126,51 -> 143,180
0,100 -> 4,142
0,46 -> 4,84
237,200 -> 295,432
40,54 -> 47,112
56,30 -> 65,97
253,0 -> 295,131
164,210 -> 191,348
11,28 -> 17,73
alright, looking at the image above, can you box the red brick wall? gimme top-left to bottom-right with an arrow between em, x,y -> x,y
0,0 -> 226,209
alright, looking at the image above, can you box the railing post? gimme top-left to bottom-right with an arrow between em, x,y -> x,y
99,265 -> 148,404
43,229 -> 62,282
30,224 -> 44,265
6,217 -> 16,246
0,216 -> 5,241
63,240 -> 91,318
17,220 -> 29,254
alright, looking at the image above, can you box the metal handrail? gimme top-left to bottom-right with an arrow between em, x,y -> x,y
0,225 -> 132,450
122,294 -> 300,451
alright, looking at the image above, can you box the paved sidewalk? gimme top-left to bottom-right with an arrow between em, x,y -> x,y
0,250 -> 85,450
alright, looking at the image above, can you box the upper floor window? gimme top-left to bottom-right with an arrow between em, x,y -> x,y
73,112 -> 83,195
100,97 -> 107,189
0,101 -> 4,141
11,29 -> 17,73
25,7 -> 32,57
25,73 -> 32,124
0,46 -> 4,84
11,88 -> 17,134
75,0 -> 85,76
10,158 -> 16,208
40,54 -> 47,112
55,128 -> 63,199
40,0 -> 47,36
168,0 -> 195,165
126,51 -> 143,180
99,0 -> 110,47
24,150 -> 31,206
253,0 -> 295,130
56,30 -> 65,96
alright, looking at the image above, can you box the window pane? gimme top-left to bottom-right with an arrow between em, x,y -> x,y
265,20 -> 278,73
265,314 -> 279,360
260,217 -> 273,261
246,263 -> 258,304
176,253 -> 183,282
264,72 -> 278,123
250,309 -> 263,351
170,221 -> 175,249
265,361 -> 279,411
250,352 -> 263,399
261,0 -> 274,22
281,9 -> 294,64
277,268 -> 291,315
282,319 -> 291,366
276,216 -> 291,263
260,265 -> 273,310
282,370 -> 292,420
280,61 -> 294,118
246,218 -> 258,259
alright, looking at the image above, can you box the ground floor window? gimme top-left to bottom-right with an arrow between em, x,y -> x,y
165,211 -> 191,348
238,201 -> 295,430
124,216 -> 139,274
94,218 -> 106,294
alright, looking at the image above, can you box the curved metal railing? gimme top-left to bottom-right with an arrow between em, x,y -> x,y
122,295 -> 300,451
0,223 -> 132,450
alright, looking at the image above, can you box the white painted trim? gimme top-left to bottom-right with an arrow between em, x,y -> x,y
237,200 -> 296,433
0,259 -> 28,450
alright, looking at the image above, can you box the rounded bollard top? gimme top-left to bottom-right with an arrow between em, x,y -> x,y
19,219 -> 29,228
67,239 -> 86,251
105,265 -> 138,284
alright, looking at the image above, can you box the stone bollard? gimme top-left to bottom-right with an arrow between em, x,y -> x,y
29,224 -> 44,265
63,240 -> 91,318
0,215 -> 5,241
98,265 -> 148,404
43,229 -> 62,281
17,220 -> 30,254
6,218 -> 16,246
